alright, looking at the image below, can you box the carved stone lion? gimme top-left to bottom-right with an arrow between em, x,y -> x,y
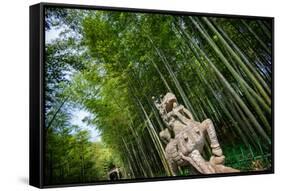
154,92 -> 239,175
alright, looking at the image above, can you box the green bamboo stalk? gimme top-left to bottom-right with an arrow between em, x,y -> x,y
150,59 -> 173,93
179,18 -> 270,143
147,36 -> 198,120
128,124 -> 154,177
212,18 -> 271,96
137,98 -> 173,176
257,20 -> 271,40
174,22 -> 251,147
195,17 -> 271,106
241,20 -> 271,54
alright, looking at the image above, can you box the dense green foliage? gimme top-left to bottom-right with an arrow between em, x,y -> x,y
45,8 -> 272,185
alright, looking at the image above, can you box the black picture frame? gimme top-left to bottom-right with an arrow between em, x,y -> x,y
30,2 -> 274,188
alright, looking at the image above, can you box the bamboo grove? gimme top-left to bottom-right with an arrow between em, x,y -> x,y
44,8 -> 272,184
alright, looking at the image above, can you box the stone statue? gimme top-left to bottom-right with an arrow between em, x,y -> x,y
154,92 -> 239,175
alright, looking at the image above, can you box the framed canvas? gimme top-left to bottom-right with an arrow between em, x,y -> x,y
30,2 -> 274,188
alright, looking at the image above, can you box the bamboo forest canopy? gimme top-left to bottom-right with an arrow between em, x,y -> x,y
44,7 -> 272,185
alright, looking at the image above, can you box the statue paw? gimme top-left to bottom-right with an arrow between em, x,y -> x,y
210,155 -> 225,165
212,146 -> 223,156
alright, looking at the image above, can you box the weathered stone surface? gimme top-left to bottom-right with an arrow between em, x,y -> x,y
154,92 -> 239,175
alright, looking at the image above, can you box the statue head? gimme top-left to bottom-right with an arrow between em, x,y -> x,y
162,92 -> 177,112
154,92 -> 178,128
